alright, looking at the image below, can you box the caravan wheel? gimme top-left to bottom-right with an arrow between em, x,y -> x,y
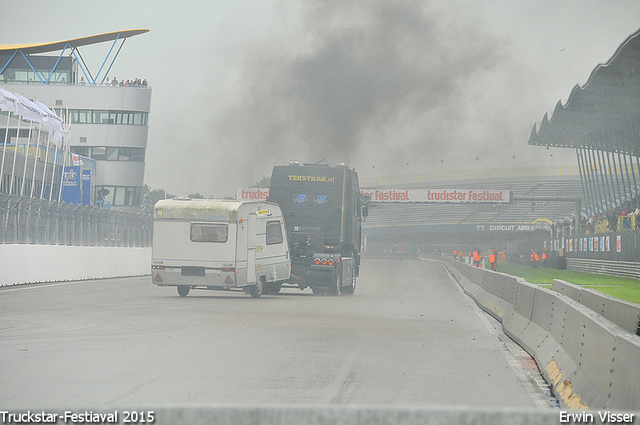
177,285 -> 190,297
249,280 -> 264,298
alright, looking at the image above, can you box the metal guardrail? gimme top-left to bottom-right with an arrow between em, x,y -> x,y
566,257 -> 640,280
0,194 -> 152,247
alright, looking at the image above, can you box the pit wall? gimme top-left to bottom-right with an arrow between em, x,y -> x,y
0,245 -> 151,287
431,255 -> 640,411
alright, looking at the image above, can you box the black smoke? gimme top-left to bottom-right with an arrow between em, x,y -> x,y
202,0 -> 505,193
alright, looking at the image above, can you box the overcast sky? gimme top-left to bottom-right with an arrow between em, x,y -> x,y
2,1 -> 640,197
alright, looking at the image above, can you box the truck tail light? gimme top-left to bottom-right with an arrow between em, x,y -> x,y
221,267 -> 235,272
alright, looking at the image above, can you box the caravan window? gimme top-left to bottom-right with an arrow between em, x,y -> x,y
266,221 -> 283,245
190,223 -> 228,243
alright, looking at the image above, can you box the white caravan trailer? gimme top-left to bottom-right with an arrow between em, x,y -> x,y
152,198 -> 290,297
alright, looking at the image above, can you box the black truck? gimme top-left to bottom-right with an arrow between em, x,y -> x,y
267,161 -> 369,295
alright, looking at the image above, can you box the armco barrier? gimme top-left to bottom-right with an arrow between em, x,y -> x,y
552,279 -> 640,335
432,255 -> 640,410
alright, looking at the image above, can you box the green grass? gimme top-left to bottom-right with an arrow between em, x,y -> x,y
497,262 -> 640,305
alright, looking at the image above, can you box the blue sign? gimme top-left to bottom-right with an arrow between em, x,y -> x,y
61,166 -> 81,205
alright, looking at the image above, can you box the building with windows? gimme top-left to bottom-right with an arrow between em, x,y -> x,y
0,29 -> 151,213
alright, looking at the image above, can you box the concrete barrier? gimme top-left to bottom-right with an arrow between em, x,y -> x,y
0,244 -> 151,287
432,255 -> 640,410
552,279 -> 640,335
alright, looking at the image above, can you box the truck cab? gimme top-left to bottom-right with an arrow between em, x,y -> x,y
267,162 -> 367,295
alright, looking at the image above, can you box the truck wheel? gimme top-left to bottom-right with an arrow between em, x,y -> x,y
342,267 -> 356,295
177,285 -> 190,297
329,269 -> 340,296
250,279 -> 264,298
311,286 -> 325,296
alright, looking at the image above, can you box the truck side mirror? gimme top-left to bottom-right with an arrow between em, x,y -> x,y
361,194 -> 371,218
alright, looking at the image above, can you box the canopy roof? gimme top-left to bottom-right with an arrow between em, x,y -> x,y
0,29 -> 149,55
528,28 -> 640,151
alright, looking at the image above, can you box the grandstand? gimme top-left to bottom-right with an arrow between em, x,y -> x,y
364,175 -> 582,230
361,173 -> 583,257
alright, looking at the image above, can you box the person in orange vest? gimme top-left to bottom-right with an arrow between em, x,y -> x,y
489,247 -> 497,271
532,250 -> 540,268
472,246 -> 481,267
541,248 -> 547,269
453,248 -> 458,258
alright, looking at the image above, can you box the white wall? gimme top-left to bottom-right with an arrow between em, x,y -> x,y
0,245 -> 151,287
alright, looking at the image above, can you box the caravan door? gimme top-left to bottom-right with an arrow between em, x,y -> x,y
246,213 -> 257,284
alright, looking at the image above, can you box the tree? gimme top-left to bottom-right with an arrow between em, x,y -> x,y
252,176 -> 270,188
141,184 -> 174,216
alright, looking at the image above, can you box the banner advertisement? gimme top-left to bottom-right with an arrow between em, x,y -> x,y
61,166 -> 81,205
617,235 -> 622,253
361,188 -> 512,204
236,188 -> 269,201
236,187 -> 513,204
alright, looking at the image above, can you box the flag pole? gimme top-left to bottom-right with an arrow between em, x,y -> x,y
49,141 -> 59,202
39,121 -> 51,200
0,110 -> 10,193
57,105 -> 69,202
20,109 -> 34,196
30,122 -> 43,198
9,112 -> 23,195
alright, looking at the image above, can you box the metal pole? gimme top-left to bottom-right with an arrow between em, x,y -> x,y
9,114 -> 23,194
576,147 -> 592,216
586,146 -> 602,212
20,120 -> 33,196
0,111 -> 11,192
621,118 -> 638,207
602,129 -> 620,211
613,128 -> 631,209
605,129 -> 624,211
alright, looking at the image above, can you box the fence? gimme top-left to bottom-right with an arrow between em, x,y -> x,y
0,194 -> 152,247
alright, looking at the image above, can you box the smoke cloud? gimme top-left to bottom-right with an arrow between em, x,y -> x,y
199,0 -> 505,193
